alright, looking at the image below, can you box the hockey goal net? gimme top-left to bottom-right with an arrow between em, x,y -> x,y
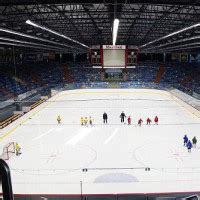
0,142 -> 15,160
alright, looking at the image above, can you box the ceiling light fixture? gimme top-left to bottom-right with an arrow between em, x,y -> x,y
0,27 -> 81,50
0,37 -> 66,50
112,19 -> 119,45
0,41 -> 68,51
26,19 -> 89,48
140,23 -> 200,48
146,35 -> 200,51
158,42 -> 200,51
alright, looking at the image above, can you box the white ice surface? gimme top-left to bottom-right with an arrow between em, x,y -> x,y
1,88 -> 200,195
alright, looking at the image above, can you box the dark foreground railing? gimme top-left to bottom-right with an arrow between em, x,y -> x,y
0,159 -> 13,200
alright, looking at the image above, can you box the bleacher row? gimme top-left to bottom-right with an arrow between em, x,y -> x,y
0,63 -> 68,101
0,62 -> 200,101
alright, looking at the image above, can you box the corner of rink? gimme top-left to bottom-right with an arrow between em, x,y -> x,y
168,88 -> 200,119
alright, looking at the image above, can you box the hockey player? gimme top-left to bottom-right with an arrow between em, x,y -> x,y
138,118 -> 143,126
183,135 -> 188,146
89,116 -> 93,126
154,116 -> 158,125
80,117 -> 84,125
192,136 -> 197,148
127,116 -> 131,125
146,118 -> 152,125
15,143 -> 21,156
84,117 -> 88,126
57,115 -> 61,124
103,112 -> 108,124
120,111 -> 126,123
187,140 -> 192,152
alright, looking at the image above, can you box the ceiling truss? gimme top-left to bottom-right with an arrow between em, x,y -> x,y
0,0 -> 199,52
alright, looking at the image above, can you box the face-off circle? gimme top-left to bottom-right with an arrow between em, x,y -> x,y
10,143 -> 97,175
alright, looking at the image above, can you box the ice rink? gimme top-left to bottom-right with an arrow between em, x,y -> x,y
1,88 -> 200,195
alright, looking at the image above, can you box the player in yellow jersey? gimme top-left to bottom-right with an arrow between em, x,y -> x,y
80,117 -> 84,125
84,117 -> 88,125
15,143 -> 21,156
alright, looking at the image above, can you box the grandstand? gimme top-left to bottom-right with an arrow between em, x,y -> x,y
1,0 -> 200,200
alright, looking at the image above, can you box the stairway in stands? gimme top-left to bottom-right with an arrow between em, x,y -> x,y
60,64 -> 74,83
155,64 -> 165,84
30,70 -> 46,86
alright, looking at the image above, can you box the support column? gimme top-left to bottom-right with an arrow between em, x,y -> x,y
123,69 -> 128,81
100,68 -> 105,81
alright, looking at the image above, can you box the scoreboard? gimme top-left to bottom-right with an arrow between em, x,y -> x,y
90,45 -> 139,68
103,45 -> 126,68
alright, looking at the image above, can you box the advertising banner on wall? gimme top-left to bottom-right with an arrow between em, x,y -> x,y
171,53 -> 180,61
26,53 -> 43,61
190,54 -> 200,62
180,53 -> 188,62
49,52 -> 55,60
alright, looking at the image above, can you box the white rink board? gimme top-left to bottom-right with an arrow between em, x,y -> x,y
1,88 -> 200,195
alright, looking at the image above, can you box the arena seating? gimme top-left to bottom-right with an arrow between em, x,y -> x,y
128,66 -> 158,83
68,62 -> 101,82
160,63 -> 200,91
1,61 -> 200,102
0,73 -> 29,96
0,63 -> 65,100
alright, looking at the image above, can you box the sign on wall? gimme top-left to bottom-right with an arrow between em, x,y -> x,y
180,53 -> 188,62
171,53 -> 180,61
190,54 -> 200,62
103,45 -> 126,49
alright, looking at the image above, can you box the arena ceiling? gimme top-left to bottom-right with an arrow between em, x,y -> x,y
0,0 -> 200,53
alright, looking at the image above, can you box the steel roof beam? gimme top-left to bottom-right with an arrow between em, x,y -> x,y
0,0 -> 199,6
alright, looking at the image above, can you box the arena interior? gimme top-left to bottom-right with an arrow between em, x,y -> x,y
1,0 -> 200,199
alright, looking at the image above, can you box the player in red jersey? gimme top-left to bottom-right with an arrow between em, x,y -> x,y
146,118 -> 151,125
127,116 -> 131,125
154,116 -> 158,125
138,118 -> 143,126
